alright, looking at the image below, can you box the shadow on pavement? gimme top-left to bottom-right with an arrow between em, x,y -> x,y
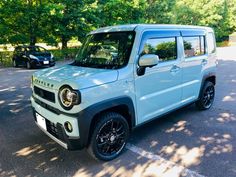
0,59 -> 236,177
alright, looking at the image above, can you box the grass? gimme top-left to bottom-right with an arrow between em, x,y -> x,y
216,41 -> 230,47
0,47 -> 79,67
0,51 -> 13,67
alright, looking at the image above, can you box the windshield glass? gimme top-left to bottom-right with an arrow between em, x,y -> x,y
26,46 -> 47,52
74,31 -> 135,69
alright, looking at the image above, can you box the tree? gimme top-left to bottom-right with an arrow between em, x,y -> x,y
144,0 -> 176,24
42,0 -> 99,49
1,0 -> 236,46
96,0 -> 146,26
0,0 -> 47,45
173,0 -> 236,41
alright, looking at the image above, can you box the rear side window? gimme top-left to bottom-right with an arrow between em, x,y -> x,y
141,37 -> 177,62
183,36 -> 205,58
207,32 -> 216,54
14,47 -> 23,54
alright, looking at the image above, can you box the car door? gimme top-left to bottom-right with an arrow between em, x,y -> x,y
135,30 -> 183,124
181,30 -> 207,103
16,47 -> 26,65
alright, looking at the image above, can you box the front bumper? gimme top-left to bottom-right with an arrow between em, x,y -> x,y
31,60 -> 55,67
31,96 -> 84,150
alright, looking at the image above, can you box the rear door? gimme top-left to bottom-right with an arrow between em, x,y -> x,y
181,29 -> 207,103
135,30 -> 183,124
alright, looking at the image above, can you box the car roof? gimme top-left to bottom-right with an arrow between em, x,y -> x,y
90,24 -> 214,34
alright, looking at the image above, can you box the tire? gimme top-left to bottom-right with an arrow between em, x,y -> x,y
87,112 -> 129,161
196,81 -> 215,110
26,61 -> 32,69
13,60 -> 18,67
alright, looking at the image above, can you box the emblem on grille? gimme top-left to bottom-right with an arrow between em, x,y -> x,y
34,78 -> 54,88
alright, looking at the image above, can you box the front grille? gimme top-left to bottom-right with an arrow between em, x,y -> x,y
33,96 -> 60,115
34,86 -> 55,103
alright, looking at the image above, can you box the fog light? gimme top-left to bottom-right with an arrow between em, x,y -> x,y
64,121 -> 73,133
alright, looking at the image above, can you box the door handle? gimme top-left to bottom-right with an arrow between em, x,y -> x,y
170,65 -> 180,73
202,59 -> 208,66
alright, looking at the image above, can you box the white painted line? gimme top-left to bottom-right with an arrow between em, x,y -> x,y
126,143 -> 205,177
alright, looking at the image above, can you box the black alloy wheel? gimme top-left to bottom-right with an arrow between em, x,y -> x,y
88,112 -> 129,161
196,81 -> 215,110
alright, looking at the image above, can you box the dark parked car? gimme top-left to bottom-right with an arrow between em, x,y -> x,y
12,45 -> 55,69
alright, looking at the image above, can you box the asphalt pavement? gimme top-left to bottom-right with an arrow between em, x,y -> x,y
0,48 -> 236,177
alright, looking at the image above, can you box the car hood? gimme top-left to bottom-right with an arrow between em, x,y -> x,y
28,52 -> 51,57
33,64 -> 118,90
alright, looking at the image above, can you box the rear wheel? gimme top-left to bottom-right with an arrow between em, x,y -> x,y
87,112 -> 129,161
13,60 -> 18,67
196,81 -> 215,110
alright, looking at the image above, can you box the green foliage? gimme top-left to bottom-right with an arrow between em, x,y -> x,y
144,0 -> 176,24
0,0 -> 236,47
216,41 -> 229,47
50,47 -> 79,60
156,41 -> 176,61
183,41 -> 192,50
42,0 -> 98,48
173,0 -> 236,41
96,0 -> 146,25
0,51 -> 13,67
0,0 -> 48,45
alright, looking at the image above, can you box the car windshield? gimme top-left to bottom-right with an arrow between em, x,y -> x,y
73,31 -> 135,69
26,46 -> 47,52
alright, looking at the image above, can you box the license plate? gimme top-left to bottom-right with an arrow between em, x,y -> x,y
43,61 -> 49,64
36,113 -> 47,130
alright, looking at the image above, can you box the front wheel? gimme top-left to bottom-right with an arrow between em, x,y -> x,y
196,81 -> 215,110
26,61 -> 32,69
87,112 -> 129,161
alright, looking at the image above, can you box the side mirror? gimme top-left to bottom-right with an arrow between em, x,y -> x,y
137,54 -> 159,76
138,54 -> 159,68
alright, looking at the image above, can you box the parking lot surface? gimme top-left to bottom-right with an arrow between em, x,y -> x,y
0,48 -> 236,177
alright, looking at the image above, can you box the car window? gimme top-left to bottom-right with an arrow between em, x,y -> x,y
15,47 -> 24,53
74,31 -> 135,69
26,46 -> 46,52
14,47 -> 20,53
183,36 -> 205,58
141,37 -> 177,62
207,33 -> 216,54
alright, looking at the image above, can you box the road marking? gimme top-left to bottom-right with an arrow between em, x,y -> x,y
126,143 -> 204,177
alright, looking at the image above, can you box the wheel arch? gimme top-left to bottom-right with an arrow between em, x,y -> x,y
77,96 -> 136,148
198,72 -> 216,98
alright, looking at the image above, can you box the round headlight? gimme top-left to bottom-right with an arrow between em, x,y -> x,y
58,86 -> 80,110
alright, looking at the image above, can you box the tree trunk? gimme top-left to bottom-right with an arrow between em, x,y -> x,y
30,36 -> 37,46
61,36 -> 68,49
28,0 -> 37,46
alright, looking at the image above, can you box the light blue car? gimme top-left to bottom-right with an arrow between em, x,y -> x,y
31,24 -> 217,161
